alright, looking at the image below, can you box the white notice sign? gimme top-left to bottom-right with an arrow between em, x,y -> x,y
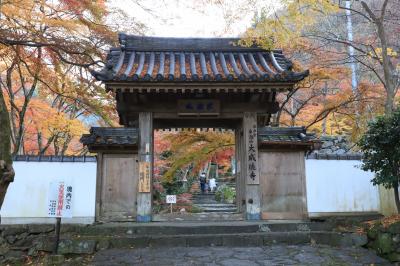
166,195 -> 177,204
48,181 -> 73,218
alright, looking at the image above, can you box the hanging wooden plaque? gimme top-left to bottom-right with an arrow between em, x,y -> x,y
139,162 -> 151,192
177,99 -> 220,116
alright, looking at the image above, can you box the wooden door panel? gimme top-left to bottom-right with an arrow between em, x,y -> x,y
101,154 -> 138,220
259,151 -> 307,219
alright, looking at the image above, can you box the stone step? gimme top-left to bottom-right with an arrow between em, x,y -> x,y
201,208 -> 237,213
192,197 -> 217,200
62,221 -> 337,236
192,195 -> 217,198
192,197 -> 219,201
195,203 -> 236,208
192,196 -> 218,200
192,193 -> 216,197
152,212 -> 244,222
194,204 -> 237,213
193,200 -> 220,204
194,202 -> 221,205
46,231 -> 368,253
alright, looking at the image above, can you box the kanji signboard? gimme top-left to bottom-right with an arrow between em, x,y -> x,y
48,181 -> 73,218
177,99 -> 220,116
139,162 -> 151,192
245,114 -> 259,185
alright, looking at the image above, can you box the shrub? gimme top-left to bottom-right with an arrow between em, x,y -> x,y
358,109 -> 400,213
215,184 -> 236,204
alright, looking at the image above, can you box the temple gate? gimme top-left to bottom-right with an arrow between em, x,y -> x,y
81,34 -> 318,222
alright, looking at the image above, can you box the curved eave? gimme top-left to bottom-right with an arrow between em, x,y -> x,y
92,70 -> 309,84
103,81 -> 298,94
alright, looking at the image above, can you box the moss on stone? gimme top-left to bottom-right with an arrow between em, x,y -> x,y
387,252 -> 400,262
388,222 -> 400,234
367,228 -> 378,240
374,233 -> 394,255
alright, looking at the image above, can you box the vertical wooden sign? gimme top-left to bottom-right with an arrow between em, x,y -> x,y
139,162 -> 151,192
244,113 -> 259,185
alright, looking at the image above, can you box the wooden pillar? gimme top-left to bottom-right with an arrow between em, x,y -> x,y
95,152 -> 103,221
243,112 -> 261,220
136,112 -> 153,222
235,125 -> 246,214
235,128 -> 241,212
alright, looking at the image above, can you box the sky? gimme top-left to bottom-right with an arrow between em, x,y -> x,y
110,0 -> 281,38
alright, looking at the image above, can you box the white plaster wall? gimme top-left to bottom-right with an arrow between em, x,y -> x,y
0,161 -> 97,224
1,159 -> 380,224
306,159 -> 380,216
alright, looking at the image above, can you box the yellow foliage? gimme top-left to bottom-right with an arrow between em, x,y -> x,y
241,0 -> 339,49
369,47 -> 398,61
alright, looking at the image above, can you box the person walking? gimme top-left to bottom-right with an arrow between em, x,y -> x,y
199,172 -> 207,194
209,177 -> 216,192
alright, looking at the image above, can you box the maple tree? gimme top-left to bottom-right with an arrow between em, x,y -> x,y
154,130 -> 234,184
0,79 -> 13,208
0,0 -> 147,208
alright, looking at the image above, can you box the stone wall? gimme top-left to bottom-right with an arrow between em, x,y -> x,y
0,224 -> 96,264
366,221 -> 400,262
313,135 -> 359,155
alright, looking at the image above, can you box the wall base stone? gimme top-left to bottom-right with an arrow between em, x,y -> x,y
366,221 -> 400,263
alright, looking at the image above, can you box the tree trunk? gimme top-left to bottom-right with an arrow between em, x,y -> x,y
375,10 -> 396,115
290,116 -> 295,127
394,182 -> 400,214
361,0 -> 396,115
385,90 -> 395,115
0,86 -> 15,210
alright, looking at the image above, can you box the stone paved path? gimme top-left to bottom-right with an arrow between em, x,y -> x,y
92,245 -> 390,265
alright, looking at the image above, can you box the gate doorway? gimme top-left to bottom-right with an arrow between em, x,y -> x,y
83,34 -> 313,223
152,127 -> 243,221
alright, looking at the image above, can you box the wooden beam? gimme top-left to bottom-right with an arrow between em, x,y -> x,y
243,112 -> 261,220
117,101 -> 279,114
153,118 -> 240,129
136,112 -> 153,222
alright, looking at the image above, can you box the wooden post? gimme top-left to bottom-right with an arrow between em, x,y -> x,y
95,152 -> 103,221
235,128 -> 240,212
243,112 -> 261,220
235,125 -> 246,214
53,217 -> 61,254
136,112 -> 153,222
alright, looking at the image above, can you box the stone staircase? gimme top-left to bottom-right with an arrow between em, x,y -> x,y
192,192 -> 237,213
153,192 -> 240,222
40,221 -> 369,253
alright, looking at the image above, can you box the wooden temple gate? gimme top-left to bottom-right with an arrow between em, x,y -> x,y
81,34 -> 318,222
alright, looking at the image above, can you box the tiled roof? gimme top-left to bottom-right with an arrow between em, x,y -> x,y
12,155 -> 96,162
258,127 -> 319,149
80,127 -> 138,148
306,153 -> 362,160
91,34 -> 309,84
81,126 -> 317,151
